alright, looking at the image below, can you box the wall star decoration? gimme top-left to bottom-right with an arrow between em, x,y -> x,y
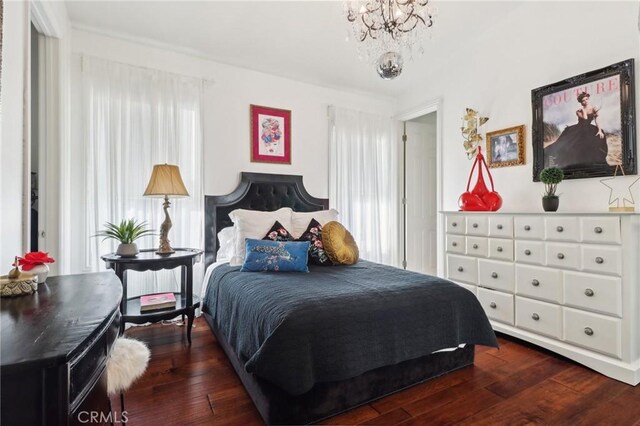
599,165 -> 640,212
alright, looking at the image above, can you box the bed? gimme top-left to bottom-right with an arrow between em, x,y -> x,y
202,172 -> 497,425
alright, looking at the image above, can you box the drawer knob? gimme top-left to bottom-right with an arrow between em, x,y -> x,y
497,247 -> 503,252
557,253 -> 565,260
489,302 -> 497,309
524,225 -> 531,231
531,313 -> 540,321
491,272 -> 498,279
452,242 -> 458,247
473,244 -> 479,249
595,257 -> 604,264
584,288 -> 595,297
452,222 -> 457,227
457,266 -> 464,272
524,249 -> 532,256
584,327 -> 594,336
532,279 -> 540,287
556,226 -> 564,232
473,223 -> 479,228
594,226 -> 603,234
497,224 -> 503,230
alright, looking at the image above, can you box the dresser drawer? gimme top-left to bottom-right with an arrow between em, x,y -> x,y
488,216 -> 513,238
70,310 -> 120,406
478,287 -> 514,325
515,264 -> 562,303
446,255 -> 478,284
580,217 -> 621,244
456,282 -> 477,296
488,238 -> 513,261
466,216 -> 488,236
514,216 -> 544,240
446,235 -> 465,254
516,296 -> 562,339
545,217 -> 579,242
515,240 -> 545,265
446,215 -> 466,234
478,259 -> 515,292
545,242 -> 580,270
564,271 -> 622,317
563,307 -> 622,359
466,236 -> 488,257
581,245 -> 622,276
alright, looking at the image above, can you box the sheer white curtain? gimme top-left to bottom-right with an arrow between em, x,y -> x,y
64,56 -> 204,297
328,106 -> 400,266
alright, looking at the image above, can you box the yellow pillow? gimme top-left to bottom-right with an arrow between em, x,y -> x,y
322,221 -> 359,265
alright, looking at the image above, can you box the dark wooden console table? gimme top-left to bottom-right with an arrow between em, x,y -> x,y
0,272 -> 122,426
101,248 -> 203,344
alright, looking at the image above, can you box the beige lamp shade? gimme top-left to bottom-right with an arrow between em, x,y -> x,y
143,164 -> 190,198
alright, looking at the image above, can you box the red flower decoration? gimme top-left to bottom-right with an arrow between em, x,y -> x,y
15,251 -> 56,271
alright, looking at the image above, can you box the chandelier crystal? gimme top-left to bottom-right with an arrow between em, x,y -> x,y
376,51 -> 403,80
345,0 -> 435,80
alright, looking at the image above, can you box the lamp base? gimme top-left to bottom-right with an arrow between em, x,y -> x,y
157,196 -> 175,256
156,247 -> 175,256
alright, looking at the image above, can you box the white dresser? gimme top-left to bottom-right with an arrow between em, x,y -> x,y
444,212 -> 640,385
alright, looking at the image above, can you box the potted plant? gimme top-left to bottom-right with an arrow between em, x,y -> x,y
94,219 -> 156,257
539,167 -> 564,212
15,251 -> 55,284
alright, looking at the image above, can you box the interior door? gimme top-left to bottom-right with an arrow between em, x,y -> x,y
404,118 -> 437,275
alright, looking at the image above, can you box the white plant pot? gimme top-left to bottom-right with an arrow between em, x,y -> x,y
116,243 -> 139,257
29,264 -> 49,285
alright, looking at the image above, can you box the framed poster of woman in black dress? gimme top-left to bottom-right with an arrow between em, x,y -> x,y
532,59 -> 636,181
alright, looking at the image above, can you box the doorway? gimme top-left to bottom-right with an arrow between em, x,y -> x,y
402,112 -> 438,275
30,23 -> 42,251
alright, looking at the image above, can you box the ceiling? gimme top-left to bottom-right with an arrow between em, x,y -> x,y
65,1 -> 524,99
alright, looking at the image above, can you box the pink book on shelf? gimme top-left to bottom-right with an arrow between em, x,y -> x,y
140,292 -> 176,311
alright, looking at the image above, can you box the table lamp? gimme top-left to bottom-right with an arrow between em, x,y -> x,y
143,164 -> 190,255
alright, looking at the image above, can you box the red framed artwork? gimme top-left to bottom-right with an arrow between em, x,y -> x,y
250,105 -> 292,164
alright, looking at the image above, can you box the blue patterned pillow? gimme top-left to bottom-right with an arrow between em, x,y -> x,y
241,239 -> 311,272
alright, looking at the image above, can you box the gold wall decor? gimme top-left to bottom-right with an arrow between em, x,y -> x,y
461,108 -> 489,159
486,125 -> 526,168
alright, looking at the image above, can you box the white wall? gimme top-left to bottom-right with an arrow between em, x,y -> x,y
0,1 -> 29,269
397,1 -> 640,213
71,29 -> 396,201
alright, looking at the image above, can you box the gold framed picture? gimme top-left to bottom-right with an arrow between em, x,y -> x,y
486,125 -> 526,168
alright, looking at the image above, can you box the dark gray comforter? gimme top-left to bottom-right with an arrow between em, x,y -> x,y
203,260 -> 497,395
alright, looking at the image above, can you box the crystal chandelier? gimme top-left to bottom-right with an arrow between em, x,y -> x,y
345,0 -> 435,80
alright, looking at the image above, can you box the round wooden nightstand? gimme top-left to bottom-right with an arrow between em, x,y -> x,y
102,248 -> 203,344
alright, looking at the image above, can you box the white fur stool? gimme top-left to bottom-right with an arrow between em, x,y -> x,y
106,337 -> 150,420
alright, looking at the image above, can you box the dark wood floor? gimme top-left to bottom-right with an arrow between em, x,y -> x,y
121,318 -> 640,425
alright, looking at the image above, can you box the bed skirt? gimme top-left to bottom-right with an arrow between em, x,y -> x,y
203,312 -> 475,425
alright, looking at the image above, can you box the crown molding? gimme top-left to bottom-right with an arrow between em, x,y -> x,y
70,23 -> 396,104
31,0 -> 68,38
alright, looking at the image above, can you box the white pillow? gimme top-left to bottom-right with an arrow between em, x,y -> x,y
216,226 -> 236,261
291,209 -> 339,239
228,207 -> 294,266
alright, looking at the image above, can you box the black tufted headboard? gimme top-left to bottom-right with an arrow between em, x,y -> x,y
204,172 -> 329,268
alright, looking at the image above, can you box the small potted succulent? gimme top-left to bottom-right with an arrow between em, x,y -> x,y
539,167 -> 564,212
94,219 -> 155,257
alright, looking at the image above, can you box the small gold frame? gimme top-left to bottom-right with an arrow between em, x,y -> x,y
486,125 -> 526,168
